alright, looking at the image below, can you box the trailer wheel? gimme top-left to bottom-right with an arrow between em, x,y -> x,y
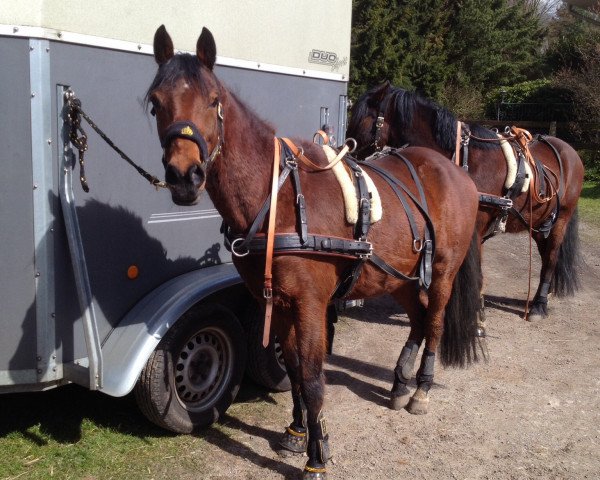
134,304 -> 246,433
243,304 -> 291,392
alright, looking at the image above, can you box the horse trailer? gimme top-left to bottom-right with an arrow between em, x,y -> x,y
0,1 -> 351,432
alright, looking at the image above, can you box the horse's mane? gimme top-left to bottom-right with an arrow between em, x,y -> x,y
356,84 -> 499,152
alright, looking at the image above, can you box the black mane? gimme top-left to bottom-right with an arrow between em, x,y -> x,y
355,84 -> 499,152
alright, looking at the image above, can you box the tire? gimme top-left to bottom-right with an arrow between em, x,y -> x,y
134,304 -> 246,433
243,304 -> 291,392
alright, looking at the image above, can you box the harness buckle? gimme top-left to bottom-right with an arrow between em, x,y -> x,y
263,287 -> 273,299
358,244 -> 373,259
413,238 -> 424,253
375,116 -> 384,129
231,237 -> 250,257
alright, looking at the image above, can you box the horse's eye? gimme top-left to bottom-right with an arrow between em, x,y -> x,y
150,96 -> 161,116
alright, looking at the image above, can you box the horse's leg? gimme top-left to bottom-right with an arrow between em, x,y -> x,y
406,277 -> 454,415
275,319 -> 308,456
294,298 -> 331,479
528,213 -> 572,321
389,287 -> 426,410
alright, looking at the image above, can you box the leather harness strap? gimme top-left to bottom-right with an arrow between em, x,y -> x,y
262,138 -> 282,347
455,121 -> 462,167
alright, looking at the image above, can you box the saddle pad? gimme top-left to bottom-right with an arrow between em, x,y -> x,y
322,145 -> 383,225
498,135 -> 532,193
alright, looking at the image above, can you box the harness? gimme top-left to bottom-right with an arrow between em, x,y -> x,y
221,140 -> 435,345
454,122 -> 563,240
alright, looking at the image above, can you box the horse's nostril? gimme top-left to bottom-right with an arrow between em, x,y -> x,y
164,164 -> 181,185
188,164 -> 205,187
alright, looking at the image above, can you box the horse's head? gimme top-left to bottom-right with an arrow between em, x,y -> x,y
148,25 -> 222,206
347,81 -> 396,158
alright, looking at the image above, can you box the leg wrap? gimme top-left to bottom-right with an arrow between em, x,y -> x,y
394,340 -> 420,383
306,412 -> 330,466
291,390 -> 307,431
416,349 -> 435,393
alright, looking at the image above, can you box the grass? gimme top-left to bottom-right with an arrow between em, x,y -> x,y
0,382 -> 285,480
578,181 -> 600,226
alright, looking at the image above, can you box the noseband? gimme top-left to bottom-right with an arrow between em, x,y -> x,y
161,102 -> 224,169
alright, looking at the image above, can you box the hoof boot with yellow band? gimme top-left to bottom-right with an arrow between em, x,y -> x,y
278,425 -> 307,455
303,465 -> 327,479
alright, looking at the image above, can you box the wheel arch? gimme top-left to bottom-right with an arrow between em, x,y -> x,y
99,263 -> 251,397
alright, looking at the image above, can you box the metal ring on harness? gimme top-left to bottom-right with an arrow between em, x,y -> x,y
231,238 -> 250,257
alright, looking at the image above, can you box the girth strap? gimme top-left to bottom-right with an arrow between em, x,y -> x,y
360,149 -> 435,288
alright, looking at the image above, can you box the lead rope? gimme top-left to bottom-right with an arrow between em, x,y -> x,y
65,91 -> 168,191
262,138 -> 282,347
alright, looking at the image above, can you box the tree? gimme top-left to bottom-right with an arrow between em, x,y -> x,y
349,0 -> 547,117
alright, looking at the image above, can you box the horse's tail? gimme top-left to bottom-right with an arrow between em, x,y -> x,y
440,230 -> 483,368
552,207 -> 582,297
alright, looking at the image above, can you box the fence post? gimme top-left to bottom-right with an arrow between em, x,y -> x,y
549,121 -> 557,136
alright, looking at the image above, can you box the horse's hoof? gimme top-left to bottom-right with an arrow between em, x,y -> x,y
277,426 -> 307,456
390,392 -> 411,410
406,390 -> 429,415
526,312 -> 545,322
303,466 -> 327,479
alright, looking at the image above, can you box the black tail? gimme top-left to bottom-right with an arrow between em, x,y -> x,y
552,207 -> 582,297
440,230 -> 482,368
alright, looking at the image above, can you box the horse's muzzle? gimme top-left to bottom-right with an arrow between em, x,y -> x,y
164,162 -> 205,205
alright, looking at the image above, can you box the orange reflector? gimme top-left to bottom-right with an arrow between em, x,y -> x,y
127,265 -> 139,279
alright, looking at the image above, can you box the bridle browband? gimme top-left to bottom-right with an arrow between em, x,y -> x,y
160,102 -> 224,168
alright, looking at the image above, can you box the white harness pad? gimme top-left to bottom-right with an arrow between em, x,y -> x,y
498,135 -> 532,193
322,145 -> 383,225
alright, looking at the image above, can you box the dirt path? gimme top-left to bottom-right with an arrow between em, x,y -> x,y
192,223 -> 600,479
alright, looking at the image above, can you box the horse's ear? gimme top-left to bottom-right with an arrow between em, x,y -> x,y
196,27 -> 217,70
154,25 -> 174,65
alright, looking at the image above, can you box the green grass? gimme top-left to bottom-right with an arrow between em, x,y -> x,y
0,382 -> 284,480
578,181 -> 600,226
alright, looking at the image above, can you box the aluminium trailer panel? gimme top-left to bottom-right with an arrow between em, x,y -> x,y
0,31 -> 348,393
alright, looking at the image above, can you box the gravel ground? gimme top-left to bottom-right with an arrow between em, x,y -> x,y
190,222 -> 600,480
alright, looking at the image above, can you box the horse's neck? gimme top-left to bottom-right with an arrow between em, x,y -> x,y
405,105 -> 451,157
206,95 -> 275,233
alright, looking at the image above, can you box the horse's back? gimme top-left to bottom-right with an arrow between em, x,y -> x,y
366,146 -> 479,248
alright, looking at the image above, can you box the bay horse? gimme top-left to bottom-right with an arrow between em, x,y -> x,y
148,26 -> 483,479
347,81 -> 584,322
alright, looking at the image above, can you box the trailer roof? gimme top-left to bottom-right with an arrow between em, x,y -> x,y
1,0 -> 351,81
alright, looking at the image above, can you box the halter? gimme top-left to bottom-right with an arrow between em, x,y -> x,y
160,102 -> 224,168
373,90 -> 398,151
353,89 -> 398,157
